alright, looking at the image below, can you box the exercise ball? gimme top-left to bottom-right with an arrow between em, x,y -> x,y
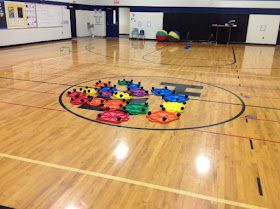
156,30 -> 168,42
168,31 -> 180,41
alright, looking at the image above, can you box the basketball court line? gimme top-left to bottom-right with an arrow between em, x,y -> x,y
0,92 -> 279,144
142,45 -> 236,67
0,152 -> 268,209
0,39 -> 71,53
191,98 -> 280,111
0,50 -> 81,70
7,99 -> 280,143
0,80 -> 278,120
246,104 -> 280,111
86,44 -> 237,68
0,74 -> 279,143
1,72 -> 279,94
1,84 -> 278,123
2,41 -> 280,79
214,83 -> 280,91
88,42 -> 234,63
241,94 -> 280,100
2,59 -> 280,82
1,86 -> 279,124
1,91 -> 279,125
244,117 -> 280,123
2,57 -> 280,85
0,100 -> 65,112
1,85 -> 279,111
0,76 -> 74,87
3,100 -> 279,144
192,129 -> 280,144
0,87 -> 56,95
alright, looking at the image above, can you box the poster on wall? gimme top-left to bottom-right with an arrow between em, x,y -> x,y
0,1 -> 7,29
5,1 -> 27,29
93,9 -> 103,25
25,3 -> 37,28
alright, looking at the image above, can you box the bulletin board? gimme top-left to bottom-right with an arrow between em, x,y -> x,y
5,1 -> 27,29
36,4 -> 62,28
0,0 -> 7,29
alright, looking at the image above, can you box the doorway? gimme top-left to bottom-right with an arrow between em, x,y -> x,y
106,7 -> 119,37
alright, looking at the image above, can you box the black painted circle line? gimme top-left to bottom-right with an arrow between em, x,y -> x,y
59,76 -> 246,131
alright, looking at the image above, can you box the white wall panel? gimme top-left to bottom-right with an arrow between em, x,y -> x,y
119,7 -> 130,34
246,15 -> 280,44
76,10 -> 92,37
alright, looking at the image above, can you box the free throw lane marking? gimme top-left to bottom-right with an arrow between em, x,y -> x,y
0,152 -> 268,209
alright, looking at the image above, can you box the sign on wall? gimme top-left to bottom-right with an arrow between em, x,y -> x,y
25,3 -> 37,28
0,0 -> 7,29
93,9 -> 103,25
5,1 -> 27,29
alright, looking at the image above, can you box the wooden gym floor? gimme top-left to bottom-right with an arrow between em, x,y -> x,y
0,38 -> 279,209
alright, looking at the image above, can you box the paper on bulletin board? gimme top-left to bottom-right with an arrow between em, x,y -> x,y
5,1 -> 27,29
93,9 -> 103,25
25,3 -> 37,28
0,0 -> 7,29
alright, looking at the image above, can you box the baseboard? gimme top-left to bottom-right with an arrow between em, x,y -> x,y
243,42 -> 277,46
0,38 -> 72,48
129,38 -> 156,41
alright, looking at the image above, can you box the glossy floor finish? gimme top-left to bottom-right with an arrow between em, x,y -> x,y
0,38 -> 279,209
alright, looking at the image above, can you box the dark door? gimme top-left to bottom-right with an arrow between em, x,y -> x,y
106,7 -> 119,37
69,6 -> 77,38
277,23 -> 280,45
